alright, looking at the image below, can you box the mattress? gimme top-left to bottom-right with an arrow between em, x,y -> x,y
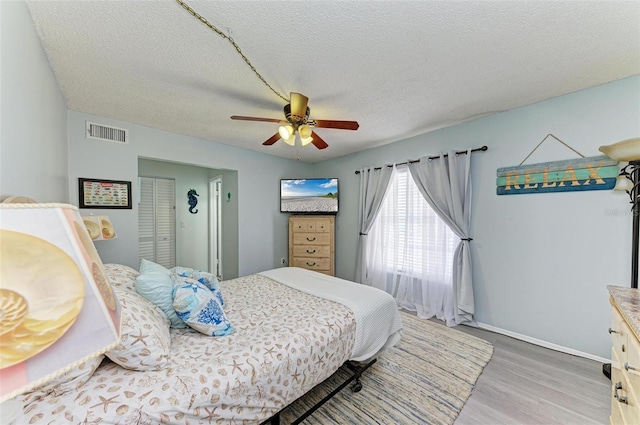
260,267 -> 403,362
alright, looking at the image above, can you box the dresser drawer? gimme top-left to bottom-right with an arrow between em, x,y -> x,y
293,245 -> 330,258
627,324 -> 640,376
626,334 -> 640,409
292,257 -> 330,271
612,365 -> 640,425
612,306 -> 629,363
293,233 -> 331,245
291,219 -> 332,233
314,219 -> 332,232
291,221 -> 312,232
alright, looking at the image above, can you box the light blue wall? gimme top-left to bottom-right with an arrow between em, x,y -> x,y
67,110 -> 310,276
317,75 -> 640,359
1,1 -> 68,202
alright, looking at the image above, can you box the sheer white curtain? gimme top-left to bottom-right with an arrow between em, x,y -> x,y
355,166 -> 393,283
364,165 -> 460,324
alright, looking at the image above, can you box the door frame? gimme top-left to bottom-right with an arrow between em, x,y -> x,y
209,176 -> 223,278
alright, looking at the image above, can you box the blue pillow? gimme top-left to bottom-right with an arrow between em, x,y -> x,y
171,267 -> 225,308
172,277 -> 234,337
136,259 -> 186,328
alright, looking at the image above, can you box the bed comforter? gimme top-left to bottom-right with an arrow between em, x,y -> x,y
21,265 -> 402,424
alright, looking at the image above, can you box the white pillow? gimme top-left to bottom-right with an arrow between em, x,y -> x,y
172,277 -> 234,337
106,287 -> 171,371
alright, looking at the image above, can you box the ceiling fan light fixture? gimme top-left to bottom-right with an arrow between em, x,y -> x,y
283,133 -> 296,146
298,124 -> 312,139
279,125 -> 294,140
300,135 -> 314,146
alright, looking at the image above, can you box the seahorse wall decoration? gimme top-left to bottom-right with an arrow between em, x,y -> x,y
187,189 -> 199,214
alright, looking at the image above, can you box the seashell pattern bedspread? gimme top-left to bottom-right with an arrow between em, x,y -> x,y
22,265 -> 356,424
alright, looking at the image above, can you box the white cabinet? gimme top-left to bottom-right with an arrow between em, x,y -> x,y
609,287 -> 640,425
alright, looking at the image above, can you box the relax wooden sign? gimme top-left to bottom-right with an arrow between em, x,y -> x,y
496,155 -> 618,195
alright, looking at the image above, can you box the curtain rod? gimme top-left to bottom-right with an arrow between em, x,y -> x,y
354,145 -> 488,174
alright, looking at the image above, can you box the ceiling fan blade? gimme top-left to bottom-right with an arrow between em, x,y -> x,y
231,115 -> 287,124
310,131 -> 329,150
290,92 -> 309,121
313,119 -> 359,130
262,133 -> 281,146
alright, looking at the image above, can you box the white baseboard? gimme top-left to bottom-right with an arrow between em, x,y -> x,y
469,321 -> 610,364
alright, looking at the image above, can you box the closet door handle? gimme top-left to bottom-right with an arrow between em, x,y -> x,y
609,328 -> 618,334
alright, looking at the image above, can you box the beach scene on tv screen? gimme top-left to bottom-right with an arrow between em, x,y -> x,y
281,179 -> 338,212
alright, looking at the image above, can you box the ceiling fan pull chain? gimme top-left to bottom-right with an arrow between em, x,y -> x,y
175,0 -> 289,103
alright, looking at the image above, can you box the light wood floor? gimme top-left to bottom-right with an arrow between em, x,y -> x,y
452,324 -> 611,425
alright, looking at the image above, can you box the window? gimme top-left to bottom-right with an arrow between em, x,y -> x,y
370,166 -> 457,281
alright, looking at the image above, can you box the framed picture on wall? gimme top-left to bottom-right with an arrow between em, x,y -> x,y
78,178 -> 132,209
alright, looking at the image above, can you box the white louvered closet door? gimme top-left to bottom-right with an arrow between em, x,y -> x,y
138,176 -> 176,268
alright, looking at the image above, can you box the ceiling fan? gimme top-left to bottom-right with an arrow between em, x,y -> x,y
231,92 -> 359,150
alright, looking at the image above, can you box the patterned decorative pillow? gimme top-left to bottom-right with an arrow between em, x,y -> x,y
172,277 -> 234,337
23,355 -> 104,405
104,263 -> 139,293
105,287 -> 171,371
171,266 -> 225,308
136,259 -> 186,328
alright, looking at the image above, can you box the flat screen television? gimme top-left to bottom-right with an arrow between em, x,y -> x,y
280,178 -> 339,214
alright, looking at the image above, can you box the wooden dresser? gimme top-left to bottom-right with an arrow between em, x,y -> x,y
288,215 -> 335,276
608,286 -> 640,425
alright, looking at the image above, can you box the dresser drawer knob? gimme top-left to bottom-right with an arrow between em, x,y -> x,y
624,362 -> 637,372
609,328 -> 618,334
306,249 -> 316,254
614,382 -> 628,404
306,262 -> 316,267
306,237 -> 316,241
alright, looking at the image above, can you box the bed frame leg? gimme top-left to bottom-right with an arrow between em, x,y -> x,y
352,377 -> 363,392
271,413 -> 280,425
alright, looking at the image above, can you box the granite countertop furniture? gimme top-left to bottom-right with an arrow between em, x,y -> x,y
608,285 -> 640,340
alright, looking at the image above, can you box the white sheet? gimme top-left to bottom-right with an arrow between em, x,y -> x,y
259,267 -> 403,361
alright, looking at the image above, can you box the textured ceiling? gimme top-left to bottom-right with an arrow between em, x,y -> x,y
26,0 -> 640,163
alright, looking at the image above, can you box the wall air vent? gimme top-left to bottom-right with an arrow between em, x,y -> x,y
86,121 -> 129,144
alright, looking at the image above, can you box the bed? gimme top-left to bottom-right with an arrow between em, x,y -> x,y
20,263 -> 403,424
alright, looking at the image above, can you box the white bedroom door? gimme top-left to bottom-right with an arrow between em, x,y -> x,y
138,176 -> 176,268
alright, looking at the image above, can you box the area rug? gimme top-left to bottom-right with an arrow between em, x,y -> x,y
280,311 -> 494,424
